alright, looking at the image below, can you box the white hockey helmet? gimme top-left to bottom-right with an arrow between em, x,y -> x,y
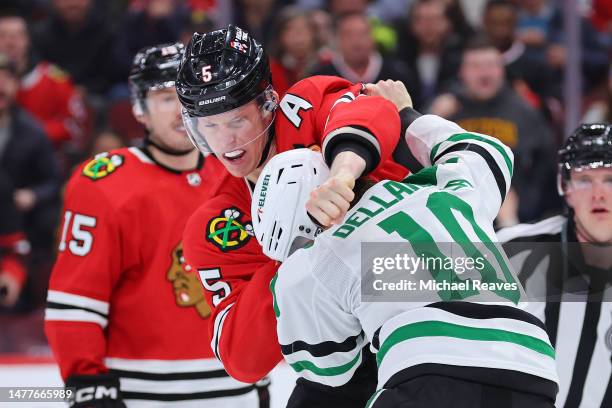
252,149 -> 330,262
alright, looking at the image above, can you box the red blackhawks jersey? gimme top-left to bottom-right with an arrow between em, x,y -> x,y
44,147 -> 262,407
17,62 -> 86,147
182,75 -> 409,383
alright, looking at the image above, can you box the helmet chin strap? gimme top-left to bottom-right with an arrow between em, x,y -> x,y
144,132 -> 194,156
256,124 -> 275,169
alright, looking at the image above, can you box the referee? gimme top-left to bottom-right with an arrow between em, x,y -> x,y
498,123 -> 612,407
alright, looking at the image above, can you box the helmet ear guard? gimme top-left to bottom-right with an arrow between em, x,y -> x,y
131,100 -> 145,117
262,87 -> 278,112
556,169 -> 566,197
262,96 -> 277,112
252,149 -> 330,262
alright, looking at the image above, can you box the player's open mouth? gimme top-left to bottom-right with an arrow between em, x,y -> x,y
224,149 -> 246,161
591,207 -> 609,214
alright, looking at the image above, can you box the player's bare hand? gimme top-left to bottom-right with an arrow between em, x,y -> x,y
14,189 -> 36,212
364,80 -> 413,111
0,273 -> 21,307
306,171 -> 354,227
429,93 -> 460,118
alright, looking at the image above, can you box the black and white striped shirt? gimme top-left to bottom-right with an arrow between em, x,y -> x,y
498,215 -> 612,408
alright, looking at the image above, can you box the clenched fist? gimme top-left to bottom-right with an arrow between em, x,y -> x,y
364,79 -> 413,111
306,151 -> 364,227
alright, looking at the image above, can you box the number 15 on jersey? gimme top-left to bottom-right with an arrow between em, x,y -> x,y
58,210 -> 97,256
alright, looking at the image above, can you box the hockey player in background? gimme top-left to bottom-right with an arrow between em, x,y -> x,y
252,91 -> 558,406
44,43 -> 266,407
498,123 -> 612,407
178,25 -> 418,406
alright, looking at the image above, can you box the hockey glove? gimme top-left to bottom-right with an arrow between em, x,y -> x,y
66,373 -> 126,408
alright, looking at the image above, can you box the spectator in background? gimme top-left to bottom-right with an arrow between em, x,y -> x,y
429,38 -> 559,224
0,170 -> 29,309
327,0 -> 398,54
89,130 -> 124,156
0,9 -> 86,163
443,0 -> 475,42
483,0 -> 558,108
178,10 -> 215,46
312,12 -> 417,92
32,0 -> 114,97
546,5 -> 609,93
309,9 -> 334,60
513,0 -> 608,93
269,7 -> 321,97
368,0 -> 411,24
395,0 -> 463,108
112,0 -> 189,89
0,54 -> 60,309
327,0 -> 367,15
515,0 -> 555,50
457,0 -> 488,28
590,0 -> 612,62
583,65 -> 612,124
231,0 -> 278,46
590,0 -> 612,35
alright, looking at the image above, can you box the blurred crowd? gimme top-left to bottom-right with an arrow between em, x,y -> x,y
0,0 -> 610,318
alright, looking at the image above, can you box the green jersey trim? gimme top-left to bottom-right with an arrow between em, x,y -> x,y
365,388 -> 385,408
289,350 -> 362,377
377,320 -> 555,366
430,133 -> 513,177
402,165 -> 437,186
270,273 -> 280,318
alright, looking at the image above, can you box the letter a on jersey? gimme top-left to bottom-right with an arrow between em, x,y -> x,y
280,94 -> 312,128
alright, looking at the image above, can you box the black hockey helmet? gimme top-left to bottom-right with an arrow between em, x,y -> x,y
176,24 -> 272,117
557,123 -> 612,195
129,42 -> 184,115
177,25 -> 277,156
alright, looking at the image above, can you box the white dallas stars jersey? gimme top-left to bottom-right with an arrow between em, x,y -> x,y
272,115 -> 559,402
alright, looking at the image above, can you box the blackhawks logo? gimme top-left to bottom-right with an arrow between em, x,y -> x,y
207,208 -> 253,252
166,242 -> 211,319
82,153 -> 124,181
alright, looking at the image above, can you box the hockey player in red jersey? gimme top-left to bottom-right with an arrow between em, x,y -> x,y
177,25 -> 418,405
44,43 -> 268,408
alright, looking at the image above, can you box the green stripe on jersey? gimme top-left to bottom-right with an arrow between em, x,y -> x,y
402,165 -> 437,186
430,133 -> 513,177
376,320 -> 555,366
270,273 -> 280,318
366,388 -> 385,408
290,350 -> 362,377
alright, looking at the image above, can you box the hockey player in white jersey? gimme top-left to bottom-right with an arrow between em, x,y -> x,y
251,84 -> 559,407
